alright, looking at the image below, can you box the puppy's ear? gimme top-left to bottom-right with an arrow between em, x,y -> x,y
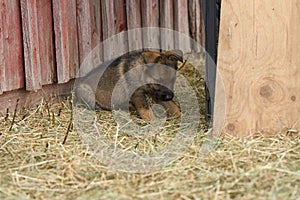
165,50 -> 183,63
142,51 -> 161,63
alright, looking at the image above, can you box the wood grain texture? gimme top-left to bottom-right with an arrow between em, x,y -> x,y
101,0 -> 128,61
160,0 -> 174,50
0,0 -> 24,94
140,0 -> 160,50
0,80 -> 74,115
214,0 -> 300,136
36,0 -> 55,85
0,0 -> 206,107
174,0 -> 190,53
126,0 -> 142,51
188,0 -> 205,52
53,0 -> 79,83
20,0 -> 42,91
21,0 -> 55,88
77,0 -> 103,75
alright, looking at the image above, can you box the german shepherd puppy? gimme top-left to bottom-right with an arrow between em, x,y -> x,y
74,49 -> 183,120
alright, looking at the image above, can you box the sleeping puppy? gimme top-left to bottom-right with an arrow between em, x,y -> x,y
74,49 -> 183,120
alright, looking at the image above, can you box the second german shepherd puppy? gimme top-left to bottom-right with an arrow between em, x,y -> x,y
74,49 -> 183,120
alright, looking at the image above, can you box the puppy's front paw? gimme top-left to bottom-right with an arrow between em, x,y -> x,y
173,110 -> 182,118
161,101 -> 181,118
138,108 -> 154,121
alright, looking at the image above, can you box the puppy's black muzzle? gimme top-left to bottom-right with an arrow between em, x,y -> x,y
154,89 -> 174,101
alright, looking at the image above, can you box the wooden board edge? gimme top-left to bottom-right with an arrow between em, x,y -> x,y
0,80 -> 74,115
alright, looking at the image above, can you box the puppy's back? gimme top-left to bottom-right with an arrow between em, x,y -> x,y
74,50 -> 146,109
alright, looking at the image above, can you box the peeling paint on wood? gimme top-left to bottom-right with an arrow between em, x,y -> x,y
0,0 -> 24,94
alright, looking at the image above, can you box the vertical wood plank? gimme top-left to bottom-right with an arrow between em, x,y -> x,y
36,0 -> 55,85
20,0 -> 42,91
196,0 -> 205,49
101,0 -> 128,61
214,0 -> 300,136
160,0 -> 174,50
114,0 -> 127,34
77,0 -> 103,76
0,0 -> 24,94
188,0 -> 195,46
202,0 -> 219,120
126,0 -> 143,51
140,0 -> 160,50
77,0 -> 92,64
174,0 -> 191,53
92,0 -> 103,63
53,0 -> 79,83
188,0 -> 204,52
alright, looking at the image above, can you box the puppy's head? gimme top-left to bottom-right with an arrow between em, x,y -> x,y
164,50 -> 183,69
142,49 -> 183,69
142,50 -> 183,101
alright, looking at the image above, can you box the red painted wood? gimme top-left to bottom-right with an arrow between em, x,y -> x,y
196,0 -> 205,48
0,0 -> 24,94
174,0 -> 191,53
20,0 -> 42,91
21,0 -> 55,90
91,0 -> 103,70
188,0 -> 205,52
114,0 -> 127,33
101,0 -> 128,61
0,80 -> 74,115
140,0 -> 160,50
53,0 -> 79,83
126,0 -> 143,51
0,0 -> 205,101
77,0 -> 103,76
160,0 -> 174,50
36,0 -> 55,85
198,1 -> 205,48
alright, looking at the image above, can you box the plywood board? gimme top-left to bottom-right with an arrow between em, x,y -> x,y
0,0 -> 24,94
214,0 -> 300,136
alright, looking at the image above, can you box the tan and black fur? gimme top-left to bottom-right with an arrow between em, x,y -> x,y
74,49 -> 183,120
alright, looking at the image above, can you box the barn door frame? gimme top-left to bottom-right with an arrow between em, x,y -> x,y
201,0 -> 221,122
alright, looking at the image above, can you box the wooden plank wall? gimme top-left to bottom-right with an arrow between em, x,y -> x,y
174,0 -> 190,52
0,0 -> 24,95
140,0 -> 160,49
20,0 -> 55,91
0,0 -> 204,113
77,0 -> 102,75
53,0 -> 79,83
126,0 -> 142,51
214,0 -> 300,136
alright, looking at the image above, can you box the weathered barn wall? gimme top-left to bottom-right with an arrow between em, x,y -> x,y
20,0 -> 56,91
214,0 -> 300,136
0,0 -> 24,94
0,0 -> 205,113
53,0 -> 79,84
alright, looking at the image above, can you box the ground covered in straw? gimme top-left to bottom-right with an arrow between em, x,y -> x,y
0,99 -> 299,200
1,61 -> 299,199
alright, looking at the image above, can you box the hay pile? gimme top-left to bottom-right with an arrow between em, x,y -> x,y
0,60 -> 299,199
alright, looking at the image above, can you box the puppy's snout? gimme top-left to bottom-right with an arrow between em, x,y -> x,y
155,90 -> 174,101
163,92 -> 174,101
